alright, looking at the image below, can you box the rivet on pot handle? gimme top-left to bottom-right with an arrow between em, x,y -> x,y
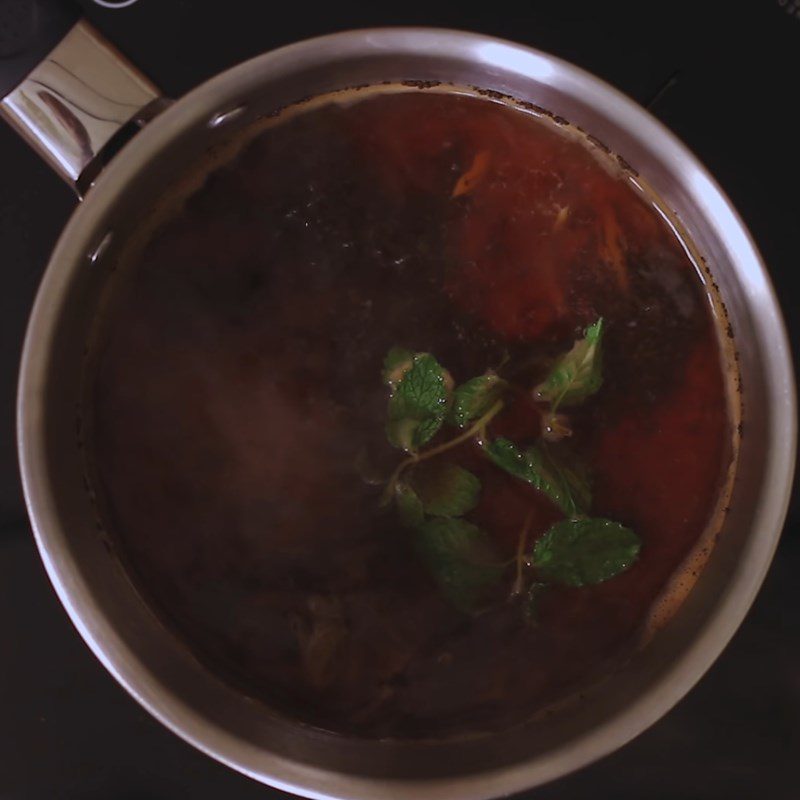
0,0 -> 166,195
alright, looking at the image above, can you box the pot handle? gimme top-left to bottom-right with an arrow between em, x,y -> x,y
0,0 -> 165,194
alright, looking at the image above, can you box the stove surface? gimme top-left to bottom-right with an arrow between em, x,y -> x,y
1,1 -> 797,798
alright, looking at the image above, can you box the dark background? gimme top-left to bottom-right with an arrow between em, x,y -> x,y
1,1 -> 798,798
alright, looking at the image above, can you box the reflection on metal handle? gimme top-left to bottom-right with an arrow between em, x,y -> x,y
0,21 -> 161,192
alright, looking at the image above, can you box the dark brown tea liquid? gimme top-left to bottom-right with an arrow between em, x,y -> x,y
86,87 -> 737,738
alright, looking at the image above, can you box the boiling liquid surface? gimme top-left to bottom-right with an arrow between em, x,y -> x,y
89,89 -> 733,737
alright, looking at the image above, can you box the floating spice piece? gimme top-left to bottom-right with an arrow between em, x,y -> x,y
600,206 -> 629,291
452,150 -> 491,198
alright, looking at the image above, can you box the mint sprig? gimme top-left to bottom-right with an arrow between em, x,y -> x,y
382,347 -> 414,388
483,438 -> 590,517
410,461 -> 480,518
532,517 -> 640,587
415,518 -> 504,611
523,581 -> 549,624
379,342 -> 640,619
395,482 -> 425,528
393,462 -> 484,610
535,318 -> 604,410
447,373 -> 507,428
386,352 -> 450,453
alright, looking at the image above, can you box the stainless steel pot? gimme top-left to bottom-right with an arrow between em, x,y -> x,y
5,12 -> 796,799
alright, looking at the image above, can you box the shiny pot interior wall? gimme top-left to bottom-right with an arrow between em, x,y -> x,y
19,30 -> 793,799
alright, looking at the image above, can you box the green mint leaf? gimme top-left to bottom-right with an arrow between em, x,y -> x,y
534,318 -> 604,409
385,418 -> 417,453
411,461 -> 480,518
395,482 -> 425,528
415,518 -> 504,611
523,581 -> 548,625
386,352 -> 449,453
383,347 -> 414,387
483,438 -> 590,516
548,450 -> 592,517
447,373 -> 507,428
413,415 -> 443,448
532,518 -> 640,587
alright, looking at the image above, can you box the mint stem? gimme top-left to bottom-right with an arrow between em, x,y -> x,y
381,400 -> 505,506
511,510 -> 534,597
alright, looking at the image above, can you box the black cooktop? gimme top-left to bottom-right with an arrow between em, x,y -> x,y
1,1 -> 797,798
